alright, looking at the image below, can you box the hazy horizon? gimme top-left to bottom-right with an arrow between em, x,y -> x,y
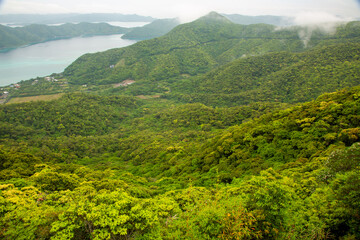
0,0 -> 360,23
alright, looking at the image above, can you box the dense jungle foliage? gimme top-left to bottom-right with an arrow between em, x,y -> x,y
1,12 -> 360,240
166,42 -> 360,106
1,87 -> 360,239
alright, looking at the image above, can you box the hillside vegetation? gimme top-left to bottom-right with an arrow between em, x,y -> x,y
166,42 -> 360,106
64,13 -> 360,87
0,87 -> 359,239
223,13 -> 293,26
0,22 -> 129,51
122,18 -> 180,40
64,12 -> 301,84
0,12 -> 360,240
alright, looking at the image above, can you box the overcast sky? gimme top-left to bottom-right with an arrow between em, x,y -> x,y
0,0 -> 360,22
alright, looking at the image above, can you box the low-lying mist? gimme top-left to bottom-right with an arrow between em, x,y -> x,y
278,11 -> 354,47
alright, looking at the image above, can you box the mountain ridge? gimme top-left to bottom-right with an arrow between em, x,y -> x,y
63,13 -> 360,89
197,11 -> 234,24
63,13 -> 299,84
0,22 -> 130,51
0,13 -> 155,25
121,18 -> 180,40
223,13 -> 293,26
165,42 -> 360,106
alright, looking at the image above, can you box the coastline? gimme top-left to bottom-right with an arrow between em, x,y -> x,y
0,33 -> 136,87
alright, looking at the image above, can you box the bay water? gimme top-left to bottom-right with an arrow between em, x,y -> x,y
0,22 -> 147,86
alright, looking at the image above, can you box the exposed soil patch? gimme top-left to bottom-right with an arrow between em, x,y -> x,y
136,95 -> 161,99
113,80 -> 135,88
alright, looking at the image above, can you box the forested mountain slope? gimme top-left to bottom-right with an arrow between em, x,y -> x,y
0,22 -> 130,50
64,12 -> 360,86
0,94 -> 139,137
223,13 -> 293,26
167,42 -> 360,106
63,12 -> 302,84
121,18 -> 180,40
0,87 -> 359,239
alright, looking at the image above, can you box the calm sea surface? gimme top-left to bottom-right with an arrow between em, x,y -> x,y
0,22 -> 147,86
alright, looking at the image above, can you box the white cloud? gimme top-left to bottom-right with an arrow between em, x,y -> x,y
293,11 -> 353,25
289,11 -> 351,48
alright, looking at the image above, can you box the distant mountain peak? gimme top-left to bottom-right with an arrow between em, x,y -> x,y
197,11 -> 232,24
